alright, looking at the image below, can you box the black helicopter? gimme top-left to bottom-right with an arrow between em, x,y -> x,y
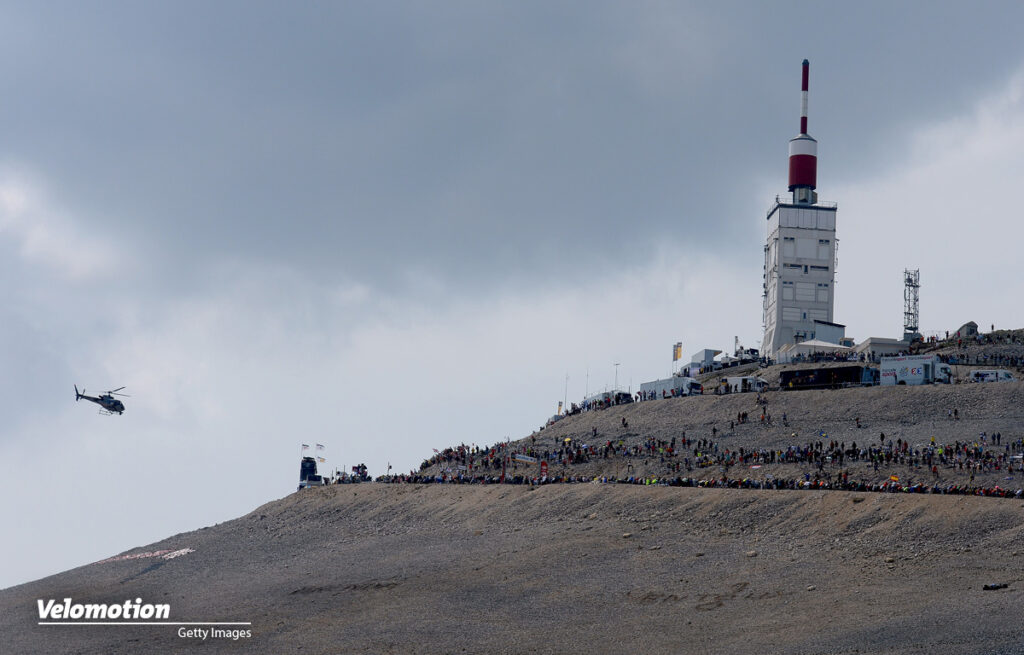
75,385 -> 128,415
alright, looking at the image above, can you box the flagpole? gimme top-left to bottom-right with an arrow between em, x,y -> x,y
563,372 -> 568,415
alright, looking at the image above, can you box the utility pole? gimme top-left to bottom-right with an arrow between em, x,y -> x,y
614,363 -> 620,391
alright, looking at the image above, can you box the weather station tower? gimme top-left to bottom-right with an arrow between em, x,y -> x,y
762,60 -> 839,360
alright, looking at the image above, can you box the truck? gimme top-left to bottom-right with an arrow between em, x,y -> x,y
298,456 -> 325,490
639,375 -> 703,399
721,375 -> 768,394
879,354 -> 951,386
780,365 -> 878,390
969,369 -> 1016,383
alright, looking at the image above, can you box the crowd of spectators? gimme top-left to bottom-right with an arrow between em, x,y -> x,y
405,425 -> 1024,499
375,470 -> 1024,499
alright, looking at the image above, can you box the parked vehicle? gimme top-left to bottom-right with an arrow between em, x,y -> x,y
880,354 -> 951,386
298,456 -> 325,490
780,365 -> 877,390
969,369 -> 1016,383
721,376 -> 768,394
639,375 -> 703,398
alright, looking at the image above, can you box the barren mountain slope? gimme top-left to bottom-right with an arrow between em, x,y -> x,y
3,484 -> 1024,654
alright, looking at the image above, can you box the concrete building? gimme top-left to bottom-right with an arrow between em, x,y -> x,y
811,319 -> 845,345
688,349 -> 722,375
762,60 -> 839,360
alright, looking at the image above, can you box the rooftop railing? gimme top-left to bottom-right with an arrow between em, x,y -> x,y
767,195 -> 838,216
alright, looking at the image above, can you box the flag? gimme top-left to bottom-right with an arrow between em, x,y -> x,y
318,457 -> 326,463
557,401 -> 563,415
316,444 -> 325,450
433,448 -> 439,453
301,444 -> 310,450
673,342 -> 682,362
890,475 -> 899,482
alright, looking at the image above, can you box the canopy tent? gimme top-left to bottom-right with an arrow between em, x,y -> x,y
777,339 -> 851,363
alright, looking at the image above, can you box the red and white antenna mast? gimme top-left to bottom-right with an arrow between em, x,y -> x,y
788,59 -> 817,203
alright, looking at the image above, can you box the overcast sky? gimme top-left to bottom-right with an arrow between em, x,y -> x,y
3,1 -> 1024,589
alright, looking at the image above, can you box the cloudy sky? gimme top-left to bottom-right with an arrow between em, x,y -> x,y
3,1 -> 1024,588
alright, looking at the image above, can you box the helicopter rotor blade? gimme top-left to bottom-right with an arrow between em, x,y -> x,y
109,386 -> 126,393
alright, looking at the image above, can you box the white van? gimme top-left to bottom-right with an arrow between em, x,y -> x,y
969,369 -> 1016,383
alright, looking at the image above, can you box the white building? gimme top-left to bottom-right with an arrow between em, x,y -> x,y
853,337 -> 910,362
762,60 -> 840,360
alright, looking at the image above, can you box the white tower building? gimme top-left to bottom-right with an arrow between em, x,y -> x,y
762,60 -> 839,359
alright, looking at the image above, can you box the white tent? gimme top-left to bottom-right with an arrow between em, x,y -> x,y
777,339 -> 851,363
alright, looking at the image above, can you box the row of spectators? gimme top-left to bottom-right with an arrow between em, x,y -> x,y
375,471 -> 1024,499
417,430 -> 1024,485
937,352 -> 1024,368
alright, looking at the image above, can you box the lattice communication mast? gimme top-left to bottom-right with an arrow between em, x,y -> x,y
903,268 -> 920,341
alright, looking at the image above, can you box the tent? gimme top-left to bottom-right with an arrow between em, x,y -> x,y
777,339 -> 851,363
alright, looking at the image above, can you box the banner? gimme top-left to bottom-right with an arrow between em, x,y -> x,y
557,401 -> 563,415
673,342 -> 682,362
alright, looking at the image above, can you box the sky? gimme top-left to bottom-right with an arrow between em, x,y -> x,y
3,1 -> 1024,589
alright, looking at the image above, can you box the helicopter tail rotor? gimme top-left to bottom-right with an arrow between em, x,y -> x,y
75,385 -> 80,401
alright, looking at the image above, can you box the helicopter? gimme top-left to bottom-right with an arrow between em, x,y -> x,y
75,385 -> 128,415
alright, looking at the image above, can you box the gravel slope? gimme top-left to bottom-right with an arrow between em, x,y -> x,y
3,483 -> 1024,654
